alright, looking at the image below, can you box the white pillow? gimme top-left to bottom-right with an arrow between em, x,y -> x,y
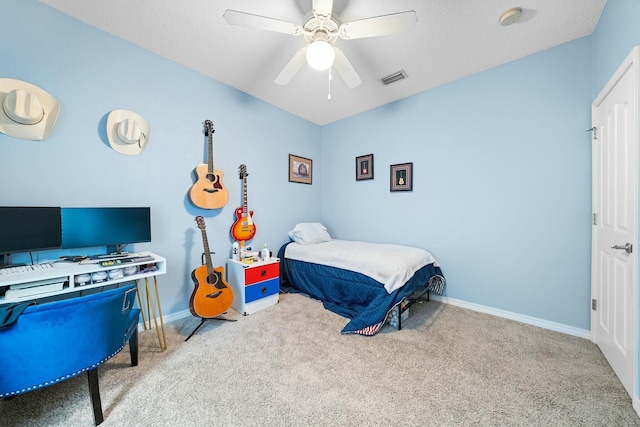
288,222 -> 332,245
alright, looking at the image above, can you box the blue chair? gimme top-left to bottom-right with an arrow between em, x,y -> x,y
0,284 -> 140,425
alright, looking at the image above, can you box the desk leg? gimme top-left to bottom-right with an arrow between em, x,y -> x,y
152,276 -> 167,351
134,279 -> 150,330
144,277 -> 167,352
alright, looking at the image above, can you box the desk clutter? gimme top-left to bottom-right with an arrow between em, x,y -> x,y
0,251 -> 166,303
74,264 -> 139,285
96,254 -> 154,267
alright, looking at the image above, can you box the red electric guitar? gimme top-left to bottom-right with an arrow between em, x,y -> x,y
188,120 -> 229,209
189,216 -> 234,319
231,164 -> 256,242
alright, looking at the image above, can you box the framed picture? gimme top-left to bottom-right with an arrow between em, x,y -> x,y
390,162 -> 413,192
356,154 -> 374,181
289,154 -> 313,184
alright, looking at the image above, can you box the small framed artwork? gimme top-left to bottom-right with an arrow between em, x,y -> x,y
289,154 -> 313,185
356,154 -> 374,181
390,162 -> 413,192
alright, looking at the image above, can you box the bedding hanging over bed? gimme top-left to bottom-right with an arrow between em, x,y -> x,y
278,237 -> 445,336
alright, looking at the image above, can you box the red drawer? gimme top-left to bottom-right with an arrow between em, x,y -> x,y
244,262 -> 279,285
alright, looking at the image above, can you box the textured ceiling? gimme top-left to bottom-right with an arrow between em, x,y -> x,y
42,0 -> 607,125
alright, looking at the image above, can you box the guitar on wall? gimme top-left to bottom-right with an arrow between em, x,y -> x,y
231,164 -> 256,242
189,120 -> 229,209
189,216 -> 234,319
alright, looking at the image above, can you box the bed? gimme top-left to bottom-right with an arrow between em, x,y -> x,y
278,223 -> 445,336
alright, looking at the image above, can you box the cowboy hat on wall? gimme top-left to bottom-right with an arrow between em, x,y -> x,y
0,78 -> 60,141
106,109 -> 150,155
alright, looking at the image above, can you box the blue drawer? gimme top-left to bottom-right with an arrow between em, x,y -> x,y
245,278 -> 279,303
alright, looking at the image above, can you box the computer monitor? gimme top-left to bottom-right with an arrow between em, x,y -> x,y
0,207 -> 62,264
61,207 -> 151,252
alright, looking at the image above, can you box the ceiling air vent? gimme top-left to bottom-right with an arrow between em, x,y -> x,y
380,70 -> 408,86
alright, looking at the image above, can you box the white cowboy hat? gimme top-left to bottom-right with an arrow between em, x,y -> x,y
106,109 -> 150,155
0,78 -> 60,141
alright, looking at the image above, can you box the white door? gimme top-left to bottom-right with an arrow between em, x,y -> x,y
591,46 -> 639,398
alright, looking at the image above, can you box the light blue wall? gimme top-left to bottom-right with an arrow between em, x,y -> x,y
320,39 -> 593,330
0,0 -> 321,315
592,0 -> 640,96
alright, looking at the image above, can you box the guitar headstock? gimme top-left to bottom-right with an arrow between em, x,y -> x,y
203,120 -> 214,136
239,164 -> 248,179
195,216 -> 206,230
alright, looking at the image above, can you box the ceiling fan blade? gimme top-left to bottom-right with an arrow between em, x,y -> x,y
313,0 -> 333,20
333,48 -> 362,89
274,48 -> 308,85
338,11 -> 417,40
223,10 -> 303,36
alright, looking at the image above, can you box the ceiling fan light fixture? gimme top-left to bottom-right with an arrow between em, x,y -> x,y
306,40 -> 335,70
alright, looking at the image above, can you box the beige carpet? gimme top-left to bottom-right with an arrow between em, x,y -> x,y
2,292 -> 639,427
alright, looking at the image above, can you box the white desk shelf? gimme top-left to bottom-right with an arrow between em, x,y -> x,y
0,251 -> 166,304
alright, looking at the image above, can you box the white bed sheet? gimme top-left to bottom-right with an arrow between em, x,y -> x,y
284,239 -> 439,294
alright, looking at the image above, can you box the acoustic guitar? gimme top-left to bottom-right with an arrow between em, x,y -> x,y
231,164 -> 256,242
189,216 -> 234,319
189,120 -> 229,209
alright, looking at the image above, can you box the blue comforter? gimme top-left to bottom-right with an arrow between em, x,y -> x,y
278,242 -> 445,335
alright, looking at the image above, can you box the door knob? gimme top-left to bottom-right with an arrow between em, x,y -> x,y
611,243 -> 633,254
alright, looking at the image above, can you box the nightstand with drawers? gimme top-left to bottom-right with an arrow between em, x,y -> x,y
226,258 -> 280,315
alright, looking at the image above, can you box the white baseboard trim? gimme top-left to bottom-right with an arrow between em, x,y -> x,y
162,308 -> 192,324
430,295 -> 591,339
137,308 -> 191,331
634,396 -> 640,418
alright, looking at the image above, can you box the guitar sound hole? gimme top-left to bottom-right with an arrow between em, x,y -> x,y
207,273 -> 219,286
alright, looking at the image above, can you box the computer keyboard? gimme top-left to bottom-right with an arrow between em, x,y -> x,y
0,263 -> 54,276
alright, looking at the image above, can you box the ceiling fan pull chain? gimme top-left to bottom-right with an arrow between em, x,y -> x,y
328,68 -> 332,100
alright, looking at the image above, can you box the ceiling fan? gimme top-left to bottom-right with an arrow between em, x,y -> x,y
223,0 -> 417,89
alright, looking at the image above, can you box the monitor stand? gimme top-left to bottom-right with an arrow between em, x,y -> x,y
88,253 -> 131,261
86,245 -> 131,261
107,244 -> 129,256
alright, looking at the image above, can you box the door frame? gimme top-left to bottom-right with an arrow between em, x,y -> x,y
591,45 -> 640,411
